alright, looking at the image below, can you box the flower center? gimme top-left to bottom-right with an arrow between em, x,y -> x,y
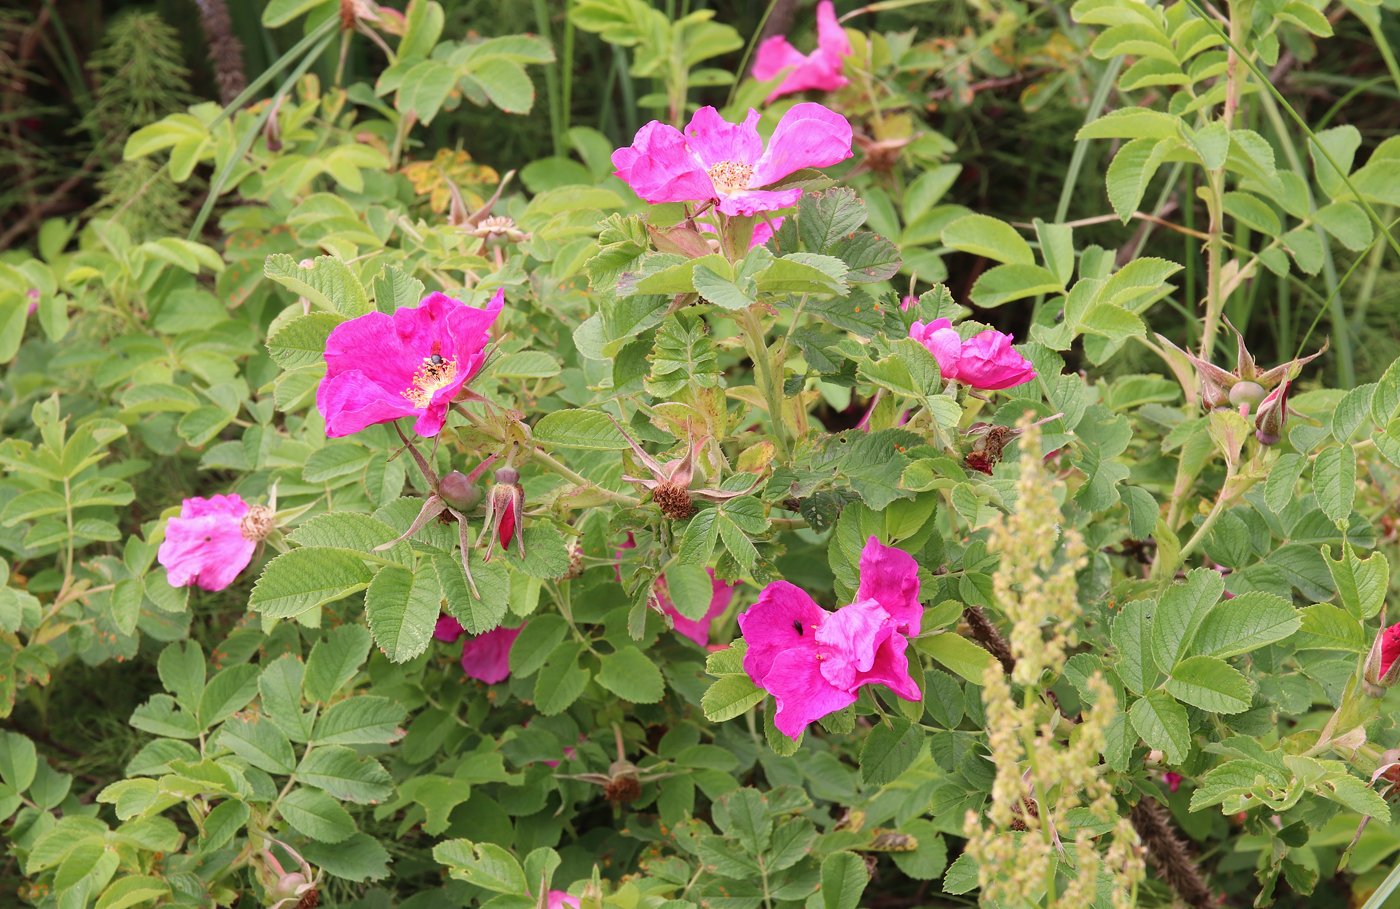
403,353 -> 459,409
240,505 -> 275,542
706,160 -> 755,195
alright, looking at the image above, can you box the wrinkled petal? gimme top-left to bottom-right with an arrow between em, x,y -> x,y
158,495 -> 256,592
460,626 -> 521,684
716,187 -> 803,217
752,102 -> 853,186
816,599 -> 895,690
435,615 -> 465,643
684,106 -> 763,169
750,2 -> 850,101
738,581 -> 826,686
815,0 -> 852,61
909,319 -> 963,380
851,632 -> 921,701
322,309 -> 418,390
856,537 -> 922,635
955,330 -> 1037,390
317,370 -> 419,438
612,121 -> 716,205
765,645 -> 858,739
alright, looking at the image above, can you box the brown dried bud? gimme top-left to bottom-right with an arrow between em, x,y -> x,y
603,759 -> 641,803
239,505 -> 276,542
652,482 -> 695,520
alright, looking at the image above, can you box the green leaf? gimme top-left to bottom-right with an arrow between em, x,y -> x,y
365,564 -> 440,663
596,646 -> 665,703
434,552 -> 509,634
1151,567 -> 1225,672
1129,691 -> 1190,764
534,643 -> 590,715
296,747 -> 393,804
1371,355 -> 1400,424
314,696 -> 406,745
263,254 -> 371,316
262,0 -> 332,26
1165,655 -> 1252,714
249,548 -> 374,619
217,716 -> 295,774
713,788 -> 773,852
1077,107 -> 1180,141
1111,599 -> 1157,695
301,833 -> 392,883
532,409 -> 629,450
920,632 -> 996,684
394,59 -> 458,124
1264,452 -> 1307,513
820,852 -> 869,909
940,214 -> 1034,265
197,665 -> 259,730
1324,543 -> 1389,619
303,625 -> 372,703
464,57 -> 535,114
279,787 -> 357,844
95,876 -> 171,909
798,187 -> 869,250
1296,603 -> 1366,652
859,719 -> 925,785
1106,137 -> 1165,222
434,839 -> 528,894
266,312 -> 345,369
1313,446 -> 1356,525
969,263 -> 1064,308
1190,592 -> 1300,657
702,674 -> 766,722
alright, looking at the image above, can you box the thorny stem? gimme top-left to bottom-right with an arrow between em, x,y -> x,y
1176,463 -> 1238,564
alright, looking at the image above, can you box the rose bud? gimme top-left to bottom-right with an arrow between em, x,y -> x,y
482,466 -> 525,560
438,470 -> 483,512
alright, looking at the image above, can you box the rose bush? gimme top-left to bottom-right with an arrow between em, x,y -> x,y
2,1 -> 1400,908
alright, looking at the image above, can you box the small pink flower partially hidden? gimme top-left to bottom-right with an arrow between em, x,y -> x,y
619,536 -> 740,646
547,891 -> 580,909
738,537 -> 922,740
752,1 -> 852,101
1162,771 -> 1184,793
435,615 -> 521,684
910,319 -> 1036,391
158,494 -> 274,592
316,289 -> 504,438
612,104 -> 852,216
26,288 -> 39,317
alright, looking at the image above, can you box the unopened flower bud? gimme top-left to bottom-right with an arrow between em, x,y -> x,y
1253,381 -> 1289,446
483,467 -> 525,559
1363,620 -> 1400,692
439,471 -> 482,512
1228,380 -> 1266,410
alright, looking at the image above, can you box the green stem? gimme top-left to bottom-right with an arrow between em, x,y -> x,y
738,307 -> 791,461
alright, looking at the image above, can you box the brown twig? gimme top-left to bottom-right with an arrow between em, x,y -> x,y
963,606 -> 1014,674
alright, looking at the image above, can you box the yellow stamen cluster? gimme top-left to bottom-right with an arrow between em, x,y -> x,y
402,354 -> 459,409
706,160 -> 754,195
963,417 -> 1144,909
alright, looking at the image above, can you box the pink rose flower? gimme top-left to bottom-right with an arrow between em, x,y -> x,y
618,536 -> 740,646
547,891 -> 579,909
738,537 -> 922,739
433,615 -> 521,684
899,294 -> 916,312
909,319 -> 1036,391
1162,771 -> 1183,793
752,0 -> 852,100
157,494 -> 264,592
316,288 -> 504,438
611,104 -> 852,217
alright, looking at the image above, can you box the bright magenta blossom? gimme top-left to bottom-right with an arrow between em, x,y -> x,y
316,289 -> 504,438
547,891 -> 580,909
738,537 -> 921,739
434,616 -> 520,684
910,318 -> 1036,391
752,1 -> 851,100
611,104 -> 852,216
158,494 -> 262,592
1381,623 -> 1400,679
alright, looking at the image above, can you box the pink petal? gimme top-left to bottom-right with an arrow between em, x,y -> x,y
752,36 -> 808,85
751,216 -> 784,249
738,581 -> 827,686
547,891 -> 580,909
1381,622 -> 1400,677
851,632 -> 922,701
909,319 -> 963,380
460,626 -> 522,684
612,121 -> 716,205
815,1 -> 852,61
815,599 -> 895,689
855,537 -> 922,635
158,495 -> 256,592
954,330 -> 1036,390
316,370 -> 419,438
434,615 -> 465,642
765,645 -> 858,739
752,103 -> 853,186
683,106 -> 764,169
716,187 -> 803,217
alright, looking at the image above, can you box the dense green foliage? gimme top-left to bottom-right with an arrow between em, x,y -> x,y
3,1 -> 1400,908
